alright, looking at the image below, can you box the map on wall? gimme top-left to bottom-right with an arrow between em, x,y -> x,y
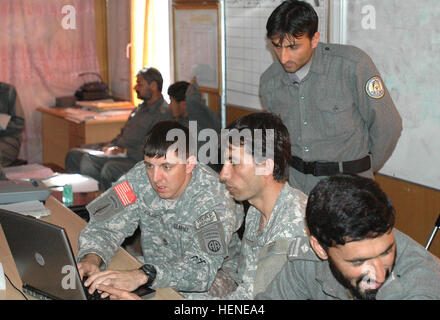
173,6 -> 219,90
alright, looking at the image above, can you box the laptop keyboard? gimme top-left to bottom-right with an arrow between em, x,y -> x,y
82,277 -> 110,300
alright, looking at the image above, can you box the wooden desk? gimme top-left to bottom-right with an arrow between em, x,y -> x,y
0,196 -> 182,300
37,107 -> 133,169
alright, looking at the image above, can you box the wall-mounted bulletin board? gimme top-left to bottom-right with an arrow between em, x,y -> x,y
172,2 -> 221,93
225,0 -> 329,110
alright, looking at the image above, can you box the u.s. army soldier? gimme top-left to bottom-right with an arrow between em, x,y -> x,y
185,112 -> 308,300
77,120 -> 243,298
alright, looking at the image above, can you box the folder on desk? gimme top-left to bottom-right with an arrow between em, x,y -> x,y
76,99 -> 134,112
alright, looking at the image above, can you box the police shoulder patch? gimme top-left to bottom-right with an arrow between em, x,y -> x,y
365,76 -> 385,99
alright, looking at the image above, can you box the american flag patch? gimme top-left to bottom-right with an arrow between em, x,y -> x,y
113,181 -> 137,206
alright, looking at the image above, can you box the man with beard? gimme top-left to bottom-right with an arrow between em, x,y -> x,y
256,174 -> 440,300
65,67 -> 172,190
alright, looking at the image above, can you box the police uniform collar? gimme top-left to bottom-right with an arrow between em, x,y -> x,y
315,261 -> 351,299
308,42 -> 326,75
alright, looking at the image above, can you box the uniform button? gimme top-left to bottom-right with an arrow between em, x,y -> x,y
304,146 -> 310,152
303,120 -> 308,125
300,96 -> 305,100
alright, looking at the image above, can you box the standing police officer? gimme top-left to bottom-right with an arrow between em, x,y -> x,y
260,0 -> 402,194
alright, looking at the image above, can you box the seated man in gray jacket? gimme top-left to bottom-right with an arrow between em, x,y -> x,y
256,174 -> 440,300
65,67 -> 172,190
0,82 -> 25,167
168,78 -> 222,172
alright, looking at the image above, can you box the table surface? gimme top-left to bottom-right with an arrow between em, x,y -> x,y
0,196 -> 183,300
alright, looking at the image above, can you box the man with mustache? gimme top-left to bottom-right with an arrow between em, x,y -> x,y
256,174 -> 440,300
65,67 -> 172,190
260,0 -> 402,195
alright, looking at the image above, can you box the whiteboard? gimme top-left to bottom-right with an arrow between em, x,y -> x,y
341,0 -> 440,190
173,5 -> 219,90
225,0 -> 328,109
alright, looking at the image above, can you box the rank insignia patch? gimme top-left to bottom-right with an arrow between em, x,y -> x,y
365,76 -> 385,99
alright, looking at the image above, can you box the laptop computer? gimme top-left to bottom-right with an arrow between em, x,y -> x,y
0,208 -> 155,300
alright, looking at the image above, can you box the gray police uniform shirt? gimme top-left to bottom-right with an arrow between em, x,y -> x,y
111,96 -> 172,162
260,43 -> 402,194
176,81 -> 221,160
186,183 -> 308,300
256,229 -> 440,300
78,162 -> 244,295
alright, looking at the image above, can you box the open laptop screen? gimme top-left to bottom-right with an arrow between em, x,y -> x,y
0,208 -> 87,300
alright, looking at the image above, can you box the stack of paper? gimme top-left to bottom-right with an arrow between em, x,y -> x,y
76,99 -> 134,112
3,163 -> 54,180
0,200 -> 51,218
41,173 -> 99,192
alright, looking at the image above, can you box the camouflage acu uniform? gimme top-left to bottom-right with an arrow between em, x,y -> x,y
186,183 -> 308,300
77,162 -> 244,295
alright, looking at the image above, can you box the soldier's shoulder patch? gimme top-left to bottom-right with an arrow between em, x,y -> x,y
195,211 -> 218,230
86,181 -> 137,222
113,181 -> 137,206
195,211 -> 226,256
365,76 -> 385,99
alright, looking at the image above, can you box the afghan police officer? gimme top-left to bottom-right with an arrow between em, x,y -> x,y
256,175 -> 440,300
260,0 -> 402,194
77,120 -> 243,298
95,113 -> 308,300
65,67 -> 173,190
0,82 -> 25,167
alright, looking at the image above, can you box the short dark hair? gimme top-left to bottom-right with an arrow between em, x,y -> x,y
144,120 -> 193,159
306,174 -> 396,249
266,0 -> 318,43
136,67 -> 163,92
225,112 -> 291,182
167,81 -> 190,102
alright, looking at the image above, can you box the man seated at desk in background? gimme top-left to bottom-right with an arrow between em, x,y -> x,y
168,78 -> 222,172
65,67 -> 172,190
0,82 -> 25,167
95,112 -> 308,300
76,120 -> 244,299
256,174 -> 440,300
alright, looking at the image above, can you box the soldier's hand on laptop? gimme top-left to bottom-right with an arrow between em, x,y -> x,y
95,284 -> 142,300
77,253 -> 102,280
82,269 -> 148,294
